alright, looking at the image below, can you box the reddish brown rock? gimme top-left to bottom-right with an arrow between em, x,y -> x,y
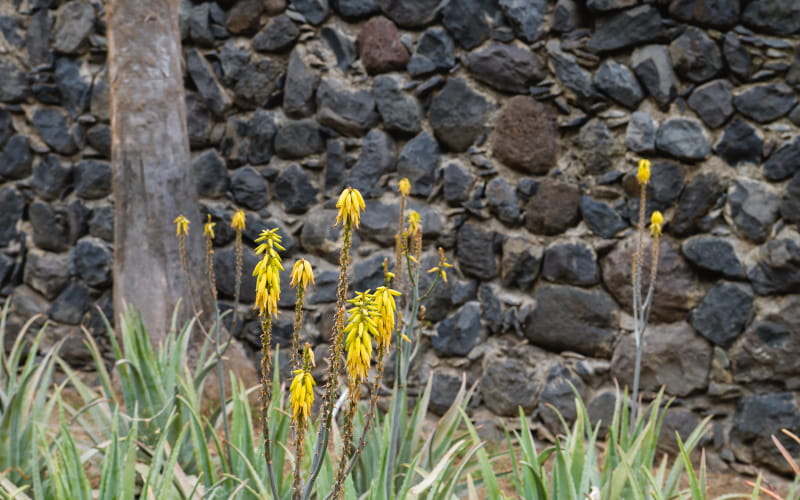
226,0 -> 264,35
524,180 -> 580,235
357,17 -> 409,75
263,0 -> 287,14
492,96 -> 558,174
600,234 -> 705,322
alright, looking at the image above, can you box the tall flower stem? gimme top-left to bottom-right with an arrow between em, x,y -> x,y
259,316 -> 280,500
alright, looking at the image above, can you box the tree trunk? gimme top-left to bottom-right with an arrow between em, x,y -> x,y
107,0 -> 256,386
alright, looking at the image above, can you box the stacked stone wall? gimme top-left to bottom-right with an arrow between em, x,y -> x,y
1,0 -> 800,474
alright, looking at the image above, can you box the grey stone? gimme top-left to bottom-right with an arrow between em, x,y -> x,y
538,364 -> 586,434
233,58 -> 284,109
290,0 -> 330,25
687,79 -> 733,128
186,93 -> 210,149
360,199 -> 444,244
479,283 -> 502,334
486,177 -> 520,224
576,118 -> 616,174
0,187 -> 23,246
625,111 -> 657,153
189,3 -> 214,46
726,178 -> 779,243
501,236 -> 542,290
690,282 -> 753,348
74,161 -> 111,200
493,96 -> 558,174
499,0 -> 547,42
588,5 -> 663,53
764,138 -> 800,182
587,0 -> 637,10
433,301 -> 482,357
655,118 -> 710,161
247,109 -> 277,165
0,135 -> 32,180
348,129 -> 394,197
49,281 -> 89,325
553,0 -> 585,32
547,41 -> 599,107
55,57 -> 92,116
580,196 -> 627,238
32,109 -> 78,155
213,248 -> 259,302
668,0 -> 740,29
333,0 -> 379,19
230,166 -> 269,210
192,150 -> 229,198
252,15 -> 299,52
734,83 -> 797,123
742,0 -> 800,36
26,10 -> 52,66
631,44 -> 678,109
24,251 -> 71,300
52,0 -> 95,54
0,57 -> 28,103
275,120 -> 324,159
669,26 -> 723,83
527,284 -> 618,357
90,68 -> 109,121
429,371 -> 464,416
316,77 -> 378,136
468,42 -> 546,94
321,26 -> 357,70
407,27 -> 455,76
33,155 -> 70,201
782,172 -> 800,224
482,346 -> 549,416
429,78 -> 492,152
730,393 -> 800,475
542,242 -> 599,286
441,0 -> 490,49
325,139 -> 346,194
378,0 -> 441,28
715,118 -> 762,166
89,206 -> 114,242
397,132 -> 440,197
0,109 -> 12,147
274,164 -> 318,214
525,180 -> 581,235
672,172 -> 725,236
681,235 -> 745,279
29,201 -> 81,252
747,235 -> 800,295
612,322 -> 712,397
723,33 -> 751,82
443,162 -> 473,205
594,60 -> 644,109
456,222 -> 497,280
284,49 -> 319,118
373,75 -> 422,136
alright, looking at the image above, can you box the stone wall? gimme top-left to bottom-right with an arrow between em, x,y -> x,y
1,0 -> 800,475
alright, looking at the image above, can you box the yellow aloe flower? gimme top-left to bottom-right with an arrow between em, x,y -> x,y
344,290 -> 379,383
407,211 -> 421,234
290,258 -> 315,290
203,214 -> 216,240
650,211 -> 664,237
289,369 -> 316,421
637,159 -> 651,185
335,187 -> 366,228
427,247 -> 454,283
253,228 -> 285,317
373,286 -> 401,351
231,209 -> 246,231
398,177 -> 411,197
173,215 -> 190,236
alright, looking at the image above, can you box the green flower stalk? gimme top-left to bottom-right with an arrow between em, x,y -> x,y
231,209 -> 246,333
290,344 -> 316,500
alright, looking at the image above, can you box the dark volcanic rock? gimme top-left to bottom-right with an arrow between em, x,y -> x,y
274,164 -> 318,214
655,118 -> 710,161
74,161 -> 111,200
730,393 -> 800,475
631,45 -> 678,109
482,346 -> 550,416
192,150 -> 229,198
284,48 -> 320,118
723,32 -> 751,81
547,41 -> 600,107
715,118 -> 762,166
611,322 -> 711,396
334,0 -> 380,19
747,233 -> 800,295
407,27 -> 455,76
357,16 -> 409,74
378,0 -> 441,28
33,155 -> 70,201
690,282 -> 753,348
373,75 -> 422,136
186,49 -> 232,116
782,173 -> 800,224
625,111 -> 657,153
526,284 -> 618,357
456,222 -> 497,280
681,235 -> 745,279
734,84 -> 797,123
588,5 -> 663,53
233,58 -> 284,109
29,201 -> 81,252
764,138 -> 800,182
525,180 -> 581,235
32,109 -> 78,155
49,281 -> 90,325
601,235 -> 704,322
230,167 -> 269,210
55,57 -> 92,116
72,237 -> 112,288
275,120 -> 324,159
499,0 -> 547,43
726,178 -> 779,244
576,118 -> 616,174
290,0 -> 331,25
580,196 -> 628,238
669,26 -> 723,83
0,109 -> 12,147
668,0 -> 740,29
0,187 -> 23,246
252,15 -> 299,52
501,236 -> 542,290
397,132 -> 440,197
443,162 -> 473,205
542,242 -> 599,286
671,172 -> 725,236
0,57 -> 29,103
348,129 -> 394,197
593,60 -> 644,109
316,77 -> 378,136
493,96 -> 558,174
432,301 -> 482,357
687,79 -> 733,128
321,26 -> 358,70
429,78 -> 492,152
486,177 -> 520,224
741,0 -> 800,36
53,0 -> 95,54
441,0 -> 491,50
0,135 -> 32,180
467,43 -> 546,94
24,251 -> 70,300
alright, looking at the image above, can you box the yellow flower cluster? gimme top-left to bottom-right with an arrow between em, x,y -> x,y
650,211 -> 664,237
407,211 -> 421,234
253,228 -> 285,317
290,258 -> 315,290
203,214 -> 216,240
373,286 -> 401,351
637,159 -> 651,185
231,209 -> 246,232
427,247 -> 454,284
173,215 -> 190,236
398,177 -> 411,197
335,187 -> 366,228
289,369 -> 315,422
344,290 -> 379,384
